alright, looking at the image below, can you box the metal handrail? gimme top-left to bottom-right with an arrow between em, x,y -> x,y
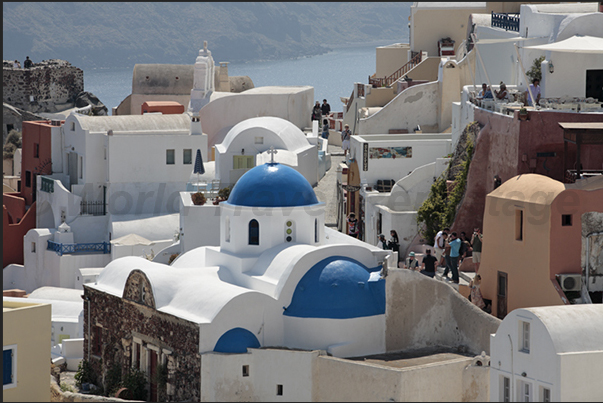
491,12 -> 520,32
47,240 -> 111,256
369,51 -> 423,88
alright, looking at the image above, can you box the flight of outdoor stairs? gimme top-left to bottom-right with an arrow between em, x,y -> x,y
407,251 -> 476,299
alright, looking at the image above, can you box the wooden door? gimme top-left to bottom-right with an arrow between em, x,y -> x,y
497,271 -> 508,319
149,350 -> 158,402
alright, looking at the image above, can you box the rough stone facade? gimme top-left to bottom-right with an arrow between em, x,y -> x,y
84,277 -> 202,402
3,59 -> 83,114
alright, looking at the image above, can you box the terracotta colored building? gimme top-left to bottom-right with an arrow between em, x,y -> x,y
479,174 -> 603,319
3,120 -> 59,267
141,101 -> 185,115
452,109 -> 603,237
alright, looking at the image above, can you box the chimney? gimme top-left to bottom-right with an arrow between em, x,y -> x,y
190,115 -> 203,135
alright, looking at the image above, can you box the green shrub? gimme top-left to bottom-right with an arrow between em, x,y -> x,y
122,367 -> 148,401
74,359 -> 95,388
416,138 -> 474,245
104,361 -> 122,397
218,186 -> 231,200
526,56 -> 545,83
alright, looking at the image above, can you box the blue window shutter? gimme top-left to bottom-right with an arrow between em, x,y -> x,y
3,349 -> 13,385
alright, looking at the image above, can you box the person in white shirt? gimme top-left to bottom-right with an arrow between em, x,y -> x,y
525,78 -> 541,106
433,227 -> 449,263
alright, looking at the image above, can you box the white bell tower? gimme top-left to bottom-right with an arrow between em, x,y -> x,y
188,40 -> 215,114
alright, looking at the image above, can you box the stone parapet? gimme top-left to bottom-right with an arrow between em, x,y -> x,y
3,59 -> 83,113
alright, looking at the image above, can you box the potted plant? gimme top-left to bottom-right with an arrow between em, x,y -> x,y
519,107 -> 528,121
191,192 -> 206,206
213,186 -> 231,205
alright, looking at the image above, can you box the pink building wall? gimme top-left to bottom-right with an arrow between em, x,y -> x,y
452,108 -> 603,236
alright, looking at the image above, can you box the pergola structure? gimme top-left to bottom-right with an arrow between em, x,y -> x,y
560,122 -> 603,181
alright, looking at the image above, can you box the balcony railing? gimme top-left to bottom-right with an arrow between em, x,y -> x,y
40,177 -> 54,193
491,12 -> 520,32
80,200 -> 106,216
47,240 -> 111,256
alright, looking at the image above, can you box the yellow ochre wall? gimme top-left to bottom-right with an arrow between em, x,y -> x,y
3,300 -> 51,402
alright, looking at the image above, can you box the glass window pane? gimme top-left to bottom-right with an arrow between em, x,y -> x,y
183,149 -> 192,164
166,149 -> 175,165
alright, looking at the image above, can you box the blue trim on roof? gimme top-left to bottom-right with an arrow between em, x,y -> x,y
226,163 -> 319,207
213,327 -> 261,354
284,256 -> 385,319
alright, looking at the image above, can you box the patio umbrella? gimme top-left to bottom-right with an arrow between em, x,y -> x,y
193,149 -> 205,192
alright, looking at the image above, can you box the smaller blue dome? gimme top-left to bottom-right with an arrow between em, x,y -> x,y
214,327 -> 260,354
226,163 -> 319,207
284,256 -> 385,319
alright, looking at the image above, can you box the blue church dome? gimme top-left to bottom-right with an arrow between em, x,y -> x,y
284,256 -> 385,319
213,327 -> 261,353
226,163 -> 319,207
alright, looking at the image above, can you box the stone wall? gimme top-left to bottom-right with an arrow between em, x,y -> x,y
3,59 -> 83,114
84,285 -> 202,402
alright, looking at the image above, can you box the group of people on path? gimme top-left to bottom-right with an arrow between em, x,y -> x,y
12,56 -> 33,69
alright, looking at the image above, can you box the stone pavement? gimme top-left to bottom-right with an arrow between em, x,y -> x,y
313,144 -> 345,227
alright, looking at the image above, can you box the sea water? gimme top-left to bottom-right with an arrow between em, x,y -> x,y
83,41 -> 397,114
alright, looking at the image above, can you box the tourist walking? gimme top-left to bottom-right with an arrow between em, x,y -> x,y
312,101 -> 322,122
471,228 -> 483,273
420,249 -> 438,278
321,99 -> 331,116
433,227 -> 449,263
347,213 -> 359,238
447,232 -> 462,283
322,119 -> 330,140
341,124 -> 352,160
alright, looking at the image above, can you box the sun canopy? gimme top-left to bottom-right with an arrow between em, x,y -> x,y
110,233 -> 154,246
523,35 -> 603,54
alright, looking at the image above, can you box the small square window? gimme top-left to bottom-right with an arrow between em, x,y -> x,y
71,122 -> 76,131
183,149 -> 192,164
277,384 -> 283,396
31,242 -> 36,253
561,214 -> 572,226
242,365 -> 249,377
166,149 -> 175,165
255,137 -> 264,144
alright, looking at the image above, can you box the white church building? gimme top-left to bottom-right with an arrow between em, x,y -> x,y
82,160 -> 500,401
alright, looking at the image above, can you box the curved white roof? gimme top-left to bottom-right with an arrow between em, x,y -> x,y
220,116 -> 310,153
70,113 -> 191,134
28,286 -> 83,302
521,305 -> 603,354
4,296 -> 82,322
90,255 -> 267,324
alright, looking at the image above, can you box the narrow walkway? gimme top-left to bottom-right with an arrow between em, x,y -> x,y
313,144 -> 345,227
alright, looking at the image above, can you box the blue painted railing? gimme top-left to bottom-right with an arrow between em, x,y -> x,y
47,240 -> 111,256
491,12 -> 520,32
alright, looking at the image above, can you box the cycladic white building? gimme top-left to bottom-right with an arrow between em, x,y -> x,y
490,305 -> 603,402
215,116 -> 319,188
83,160 -> 501,401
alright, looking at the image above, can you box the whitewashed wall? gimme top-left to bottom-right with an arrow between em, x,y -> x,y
357,82 -> 440,135
350,134 -> 451,186
200,349 -> 316,402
